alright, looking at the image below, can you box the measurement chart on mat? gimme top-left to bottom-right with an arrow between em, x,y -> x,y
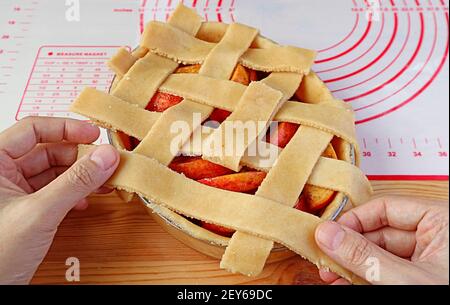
0,0 -> 448,179
16,46 -> 116,120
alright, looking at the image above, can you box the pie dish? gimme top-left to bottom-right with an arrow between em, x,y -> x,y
70,4 -> 373,283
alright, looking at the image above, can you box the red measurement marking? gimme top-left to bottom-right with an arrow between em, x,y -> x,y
20,110 -> 76,113
113,8 -> 134,12
25,96 -> 82,99
363,151 -> 373,157
438,151 -> 448,157
32,77 -> 111,80
318,1 -> 359,53
316,1 -> 373,64
153,0 -> 159,20
388,151 -> 397,157
16,45 -> 120,120
334,0 -> 411,94
29,82 -> 111,85
23,103 -> 76,106
39,57 -> 109,60
356,6 -> 448,124
412,138 -> 418,149
322,1 -> 394,80
319,16 -> 359,56
349,2 -> 424,103
35,65 -> 105,67
26,90 -> 84,92
413,151 -> 423,157
363,137 -> 368,149
230,0 -> 236,22
34,70 -> 112,73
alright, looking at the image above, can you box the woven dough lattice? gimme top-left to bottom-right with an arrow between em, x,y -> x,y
71,4 -> 372,284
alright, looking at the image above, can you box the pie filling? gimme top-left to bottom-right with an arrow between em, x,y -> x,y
116,63 -> 339,238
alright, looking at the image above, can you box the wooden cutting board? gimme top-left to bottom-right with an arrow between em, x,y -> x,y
31,181 -> 448,284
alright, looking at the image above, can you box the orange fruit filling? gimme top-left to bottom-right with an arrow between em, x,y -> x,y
121,64 -> 338,237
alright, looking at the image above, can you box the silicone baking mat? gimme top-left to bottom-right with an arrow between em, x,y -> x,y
0,0 -> 448,179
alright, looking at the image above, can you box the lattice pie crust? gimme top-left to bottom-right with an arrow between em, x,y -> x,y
71,4 -> 373,284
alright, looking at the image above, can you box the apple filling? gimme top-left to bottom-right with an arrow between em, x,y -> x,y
118,64 -> 338,238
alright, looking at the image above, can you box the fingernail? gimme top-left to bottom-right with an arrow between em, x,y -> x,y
90,145 -> 118,170
317,222 -> 345,251
83,121 -> 100,132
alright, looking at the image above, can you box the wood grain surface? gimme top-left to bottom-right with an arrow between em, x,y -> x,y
31,180 -> 448,285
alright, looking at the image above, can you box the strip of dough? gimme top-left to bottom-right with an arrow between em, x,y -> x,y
179,125 -> 372,206
308,157 -> 372,206
241,47 -> 316,74
297,71 -> 334,104
107,47 -> 136,77
141,21 -> 316,74
196,22 -> 277,49
134,101 -> 212,165
113,3 -> 203,200
135,23 -> 259,166
77,145 -> 367,285
112,53 -> 178,108
257,127 -> 334,205
199,23 -> 259,79
69,87 -> 160,140
167,3 -> 203,35
221,71 -> 336,275
221,127 -> 333,275
159,73 -> 246,109
203,82 -> 284,171
131,46 -> 149,58
159,73 -> 356,144
72,86 -> 356,145
69,88 -> 371,205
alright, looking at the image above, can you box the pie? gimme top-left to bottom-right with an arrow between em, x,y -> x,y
70,3 -> 373,284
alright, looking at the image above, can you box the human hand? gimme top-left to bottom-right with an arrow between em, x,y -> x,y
315,196 -> 449,285
0,117 -> 119,284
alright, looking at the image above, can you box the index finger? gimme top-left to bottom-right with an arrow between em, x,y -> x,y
338,196 -> 441,232
0,117 -> 100,158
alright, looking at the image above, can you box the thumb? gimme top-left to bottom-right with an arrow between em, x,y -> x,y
34,145 -> 119,223
315,221 -> 422,285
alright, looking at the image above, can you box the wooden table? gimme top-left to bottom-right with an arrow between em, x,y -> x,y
32,181 -> 448,284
